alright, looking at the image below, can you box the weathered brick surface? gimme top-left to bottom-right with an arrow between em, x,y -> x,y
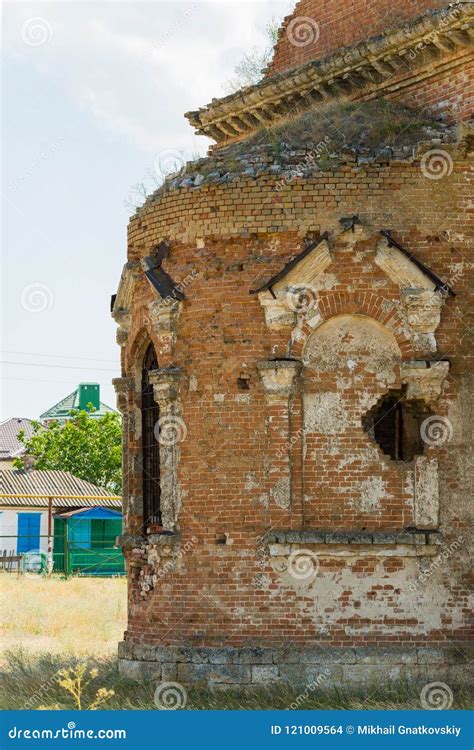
113,3 -> 473,686
115,151 -> 472,666
267,0 -> 447,76
264,4 -> 473,124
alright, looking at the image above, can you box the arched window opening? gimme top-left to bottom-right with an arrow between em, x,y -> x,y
141,343 -> 161,530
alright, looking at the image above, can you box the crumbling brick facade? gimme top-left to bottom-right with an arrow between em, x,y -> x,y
266,0 -> 447,76
113,1 -> 473,689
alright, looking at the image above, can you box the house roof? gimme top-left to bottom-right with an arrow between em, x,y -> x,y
0,418 -> 35,460
39,388 -> 116,422
0,470 -> 121,508
54,507 -> 122,520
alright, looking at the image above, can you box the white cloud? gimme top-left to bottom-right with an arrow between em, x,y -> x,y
5,1 -> 295,155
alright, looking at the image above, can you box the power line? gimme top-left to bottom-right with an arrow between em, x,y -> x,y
1,377 -> 114,384
1,361 -> 118,372
1,350 -> 118,364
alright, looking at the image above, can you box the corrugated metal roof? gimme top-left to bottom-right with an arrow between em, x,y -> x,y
0,418 -> 35,460
0,470 -> 121,508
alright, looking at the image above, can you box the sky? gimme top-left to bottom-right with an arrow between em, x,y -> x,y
2,0 -> 295,421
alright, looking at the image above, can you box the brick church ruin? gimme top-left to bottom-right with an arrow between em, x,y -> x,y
112,0 -> 473,688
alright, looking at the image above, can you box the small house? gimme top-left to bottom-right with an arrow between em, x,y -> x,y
53,507 -> 124,575
0,418 -> 35,470
0,469 -> 123,575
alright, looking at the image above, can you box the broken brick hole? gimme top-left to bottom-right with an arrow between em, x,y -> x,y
237,376 -> 250,390
362,389 -> 432,462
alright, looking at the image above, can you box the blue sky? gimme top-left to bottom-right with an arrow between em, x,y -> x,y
2,0 -> 294,420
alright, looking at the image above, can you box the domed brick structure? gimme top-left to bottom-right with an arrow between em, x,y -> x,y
112,1 -> 473,688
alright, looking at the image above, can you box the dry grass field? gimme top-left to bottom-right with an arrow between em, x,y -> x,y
0,572 -> 471,710
0,572 -> 127,660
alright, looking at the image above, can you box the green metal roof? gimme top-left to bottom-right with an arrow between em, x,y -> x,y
40,383 -> 117,422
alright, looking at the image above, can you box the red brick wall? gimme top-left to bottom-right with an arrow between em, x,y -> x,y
378,53 -> 474,122
266,0 -> 446,77
121,153 -> 472,649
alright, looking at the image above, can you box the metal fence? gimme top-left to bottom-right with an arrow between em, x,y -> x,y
0,534 -> 125,577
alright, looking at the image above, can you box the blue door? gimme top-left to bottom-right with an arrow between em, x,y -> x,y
17,513 -> 41,553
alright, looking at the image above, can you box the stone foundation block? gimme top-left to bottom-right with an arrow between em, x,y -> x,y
118,643 -> 472,688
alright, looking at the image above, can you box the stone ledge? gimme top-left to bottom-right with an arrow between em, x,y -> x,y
265,529 -> 434,545
118,643 -> 472,687
264,529 -> 439,555
268,543 -> 438,557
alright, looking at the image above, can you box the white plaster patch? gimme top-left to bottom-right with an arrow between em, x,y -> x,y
271,476 -> 291,509
350,476 -> 391,513
357,391 -> 380,413
346,358 -> 357,372
235,393 -> 251,403
414,456 -> 439,529
245,473 -> 259,492
257,493 -> 269,509
304,392 -> 350,435
304,314 -> 401,376
311,272 -> 338,290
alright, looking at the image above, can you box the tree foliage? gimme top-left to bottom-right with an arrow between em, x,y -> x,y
13,410 -> 122,494
224,19 -> 280,94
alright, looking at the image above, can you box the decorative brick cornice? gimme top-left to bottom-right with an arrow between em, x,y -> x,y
185,2 -> 473,144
